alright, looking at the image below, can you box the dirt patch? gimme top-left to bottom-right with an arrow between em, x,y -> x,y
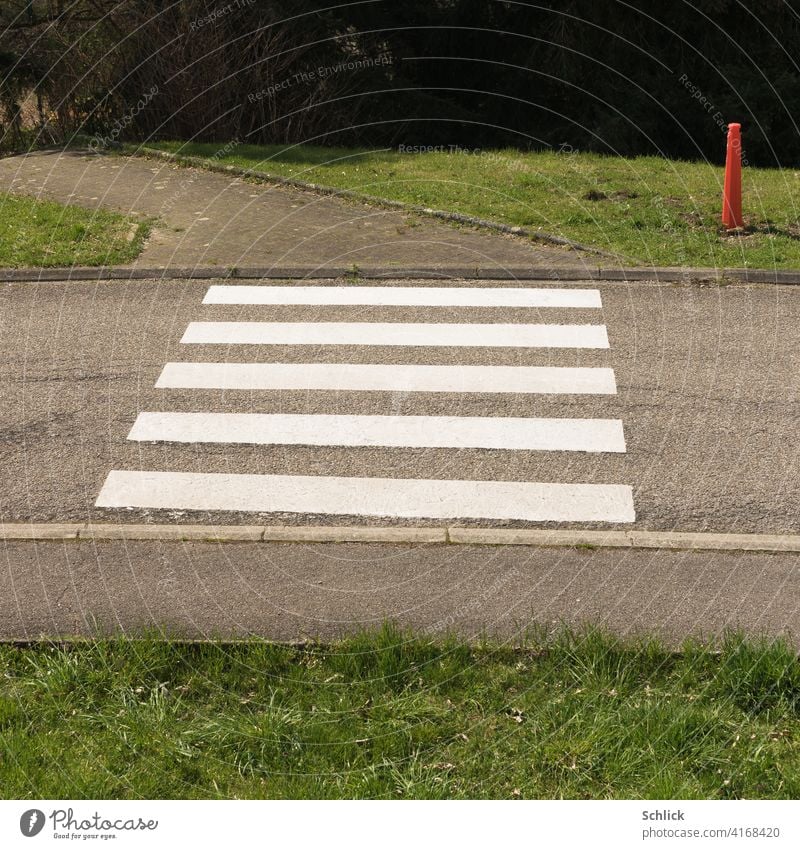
719,219 -> 800,242
584,189 -> 640,202
678,211 -> 704,229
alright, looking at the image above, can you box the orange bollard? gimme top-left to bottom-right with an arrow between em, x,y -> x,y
722,122 -> 743,229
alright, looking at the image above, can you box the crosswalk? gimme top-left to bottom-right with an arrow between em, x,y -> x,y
202,285 -> 603,308
127,412 -> 627,452
95,282 -> 635,524
179,321 -> 610,348
154,362 -> 618,394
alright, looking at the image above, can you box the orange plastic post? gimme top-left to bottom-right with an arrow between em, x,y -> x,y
722,122 -> 743,229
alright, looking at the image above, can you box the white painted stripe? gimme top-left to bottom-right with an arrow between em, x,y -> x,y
203,285 -> 603,308
128,412 -> 627,453
180,321 -> 609,349
96,471 -> 636,523
155,362 -> 618,394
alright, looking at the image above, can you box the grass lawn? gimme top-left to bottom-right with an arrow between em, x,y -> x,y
143,141 -> 800,269
2,626 -> 799,799
0,193 -> 150,267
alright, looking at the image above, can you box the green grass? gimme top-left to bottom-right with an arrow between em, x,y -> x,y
2,626 -> 799,799
0,192 -> 150,267
144,140 -> 800,269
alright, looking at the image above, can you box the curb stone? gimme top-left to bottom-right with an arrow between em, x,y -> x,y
79,524 -> 264,542
4,524 -> 800,553
447,529 -> 633,547
260,526 -> 446,543
0,265 -> 597,282
1,265 -> 799,285
0,524 -> 83,540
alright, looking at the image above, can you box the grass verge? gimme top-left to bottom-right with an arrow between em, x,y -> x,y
1,626 -> 798,799
143,141 -> 800,269
0,192 -> 150,267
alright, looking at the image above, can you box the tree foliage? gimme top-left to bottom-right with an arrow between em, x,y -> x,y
1,0 -> 799,164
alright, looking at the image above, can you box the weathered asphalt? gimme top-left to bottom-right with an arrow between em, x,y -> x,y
2,276 -> 798,533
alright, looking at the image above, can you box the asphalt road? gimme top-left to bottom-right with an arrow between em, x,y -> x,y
2,276 -> 799,533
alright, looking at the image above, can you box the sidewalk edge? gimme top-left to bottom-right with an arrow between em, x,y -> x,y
3,524 -> 800,552
1,265 -> 798,284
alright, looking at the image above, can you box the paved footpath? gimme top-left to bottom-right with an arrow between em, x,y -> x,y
0,150 -> 590,272
2,275 -> 800,644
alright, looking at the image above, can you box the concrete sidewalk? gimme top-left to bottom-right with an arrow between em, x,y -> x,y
0,149 -> 592,272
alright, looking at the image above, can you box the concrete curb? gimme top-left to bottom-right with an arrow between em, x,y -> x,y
4,523 -> 800,552
1,264 -> 799,285
80,523 -> 265,542
0,265 -> 595,282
